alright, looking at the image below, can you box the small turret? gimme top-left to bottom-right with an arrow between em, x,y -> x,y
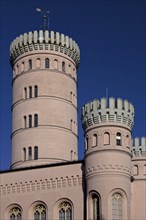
81,97 -> 134,220
132,137 -> 146,178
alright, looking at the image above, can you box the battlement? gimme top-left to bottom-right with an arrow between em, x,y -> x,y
10,30 -> 80,66
132,137 -> 146,158
81,97 -> 134,131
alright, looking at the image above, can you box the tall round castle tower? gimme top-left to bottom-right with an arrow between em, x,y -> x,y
81,97 -> 134,220
10,30 -> 80,169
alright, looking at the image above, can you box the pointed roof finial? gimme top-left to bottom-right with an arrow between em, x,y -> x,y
36,8 -> 50,31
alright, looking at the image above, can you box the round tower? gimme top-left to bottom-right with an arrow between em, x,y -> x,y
81,97 -> 134,220
10,30 -> 80,169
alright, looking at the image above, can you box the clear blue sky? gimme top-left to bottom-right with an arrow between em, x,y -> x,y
0,0 -> 145,171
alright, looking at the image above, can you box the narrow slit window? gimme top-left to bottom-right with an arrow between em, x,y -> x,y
29,86 -> 32,98
54,59 -> 58,69
24,116 -> 27,128
24,87 -> 27,99
29,115 -> 32,128
116,132 -> 122,146
34,85 -> 38,97
23,148 -> 26,161
34,114 -> 38,127
28,59 -> 32,70
28,147 -> 32,160
62,61 -> 65,72
34,146 -> 38,160
36,58 -> 41,68
45,58 -> 50,68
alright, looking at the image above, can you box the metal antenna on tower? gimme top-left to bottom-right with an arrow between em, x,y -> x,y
36,8 -> 50,31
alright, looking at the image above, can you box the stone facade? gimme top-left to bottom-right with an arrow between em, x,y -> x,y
0,29 -> 145,220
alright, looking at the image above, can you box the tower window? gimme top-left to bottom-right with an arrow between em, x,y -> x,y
21,62 -> 25,72
112,193 -> 123,220
29,86 -> 32,98
54,59 -> 58,69
34,85 -> 38,97
10,207 -> 22,220
34,114 -> 38,127
34,146 -> 38,160
24,116 -> 27,128
36,58 -> 41,68
23,148 -> 26,161
59,202 -> 72,220
28,59 -> 32,70
133,165 -> 138,175
85,137 -> 89,150
34,204 -> 46,220
28,147 -> 32,160
29,115 -> 32,128
24,87 -> 27,99
104,132 -> 110,145
92,134 -> 98,147
45,58 -> 50,68
62,61 -> 66,72
92,194 -> 100,220
116,132 -> 122,146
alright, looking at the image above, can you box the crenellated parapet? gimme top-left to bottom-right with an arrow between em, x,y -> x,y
10,30 -> 80,67
132,137 -> 146,158
81,97 -> 134,131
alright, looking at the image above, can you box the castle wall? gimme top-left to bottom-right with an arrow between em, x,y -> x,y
0,162 -> 84,220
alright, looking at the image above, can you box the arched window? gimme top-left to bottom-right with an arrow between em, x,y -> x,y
34,114 -> 38,127
104,132 -> 110,145
116,132 -> 122,146
92,134 -> 98,147
29,115 -> 32,128
59,202 -> 72,220
54,59 -> 58,69
34,146 -> 38,160
29,86 -> 32,98
85,137 -> 89,150
45,58 -> 50,68
24,116 -> 27,128
28,147 -> 32,160
23,148 -> 26,161
28,59 -> 32,70
68,64 -> 71,74
21,62 -> 25,72
34,204 -> 46,220
36,58 -> 41,68
62,61 -> 66,72
24,87 -> 27,99
92,194 -> 100,220
126,135 -> 130,148
16,65 -> 19,75
133,165 -> 138,175
10,207 -> 22,220
34,85 -> 38,98
112,193 -> 123,220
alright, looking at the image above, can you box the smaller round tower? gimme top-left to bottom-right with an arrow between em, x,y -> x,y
81,97 -> 134,220
131,137 -> 146,220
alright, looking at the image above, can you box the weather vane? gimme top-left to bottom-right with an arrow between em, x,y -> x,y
36,8 -> 50,31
